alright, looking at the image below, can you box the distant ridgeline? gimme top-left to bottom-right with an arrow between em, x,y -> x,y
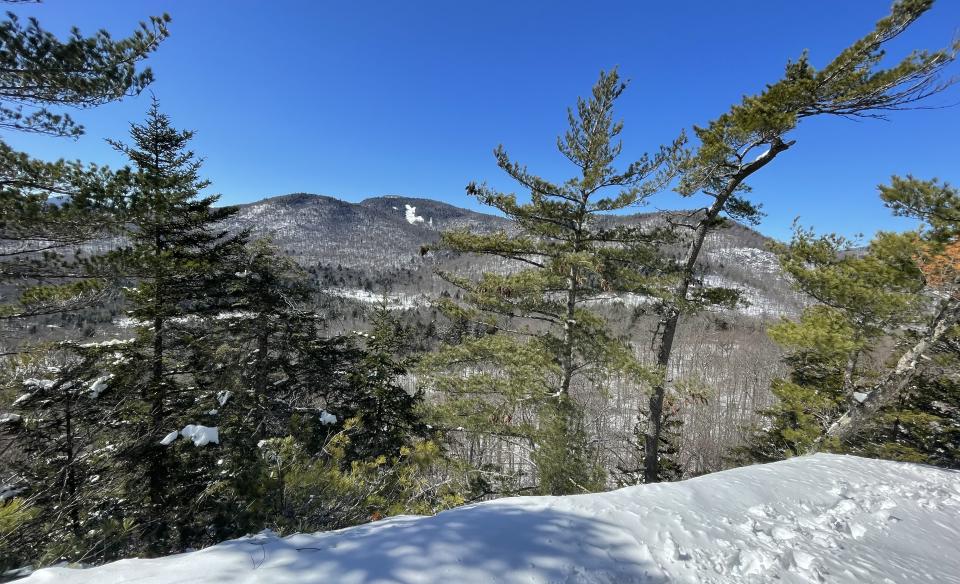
223,193 -> 805,320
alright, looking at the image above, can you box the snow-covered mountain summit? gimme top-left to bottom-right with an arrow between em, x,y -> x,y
20,454 -> 960,584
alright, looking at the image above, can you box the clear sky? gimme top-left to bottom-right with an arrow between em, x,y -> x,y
6,1 -> 960,241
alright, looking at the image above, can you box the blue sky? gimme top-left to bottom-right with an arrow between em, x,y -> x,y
6,1 -> 960,241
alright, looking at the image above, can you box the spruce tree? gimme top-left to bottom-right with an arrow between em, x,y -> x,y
97,101 -> 246,553
427,69 -> 684,495
641,0 -> 958,482
194,239 -> 360,540
344,299 -> 428,461
194,245 -> 437,539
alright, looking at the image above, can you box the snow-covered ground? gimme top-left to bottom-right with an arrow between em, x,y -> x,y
19,454 -> 960,584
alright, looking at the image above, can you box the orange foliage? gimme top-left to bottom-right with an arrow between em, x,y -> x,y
919,239 -> 960,288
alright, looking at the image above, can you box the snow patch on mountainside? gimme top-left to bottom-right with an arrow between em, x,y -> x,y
322,288 -> 429,310
404,204 -> 425,225
19,454 -> 960,584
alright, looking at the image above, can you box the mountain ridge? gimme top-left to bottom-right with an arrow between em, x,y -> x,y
220,191 -> 803,320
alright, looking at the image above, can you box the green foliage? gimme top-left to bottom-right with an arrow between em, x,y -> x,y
742,176 -> 960,466
257,425 -> 464,535
56,102 -> 252,554
679,0 -> 955,202
0,497 -> 38,571
880,175 -> 960,244
742,234 -> 924,460
775,228 -> 923,333
0,10 -> 169,137
843,339 -> 960,468
431,69 -> 683,493
532,398 -> 605,495
345,300 -> 430,461
641,0 -> 953,484
0,6 -> 170,325
3,233 -> 454,568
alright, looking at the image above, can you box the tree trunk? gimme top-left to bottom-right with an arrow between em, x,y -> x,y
147,208 -> 166,546
642,138 -> 792,483
560,265 -> 577,397
817,293 -> 960,447
254,315 -> 270,434
63,390 -> 81,537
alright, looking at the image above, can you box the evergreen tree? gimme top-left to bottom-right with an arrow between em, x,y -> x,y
822,177 -> 960,447
96,101 -> 247,553
192,246 -> 439,542
738,235 -> 923,460
0,346 -> 129,570
427,69 -> 684,494
742,177 -> 960,468
1,8 -> 170,563
344,299 -> 429,461
641,0 -> 957,482
0,5 -> 170,324
0,13 -> 170,556
179,239 -> 314,542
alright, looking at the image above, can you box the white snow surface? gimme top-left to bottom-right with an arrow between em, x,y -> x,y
323,288 -> 428,310
159,430 -> 180,446
404,204 -> 425,225
178,424 -> 219,447
87,375 -> 111,399
17,454 -> 960,584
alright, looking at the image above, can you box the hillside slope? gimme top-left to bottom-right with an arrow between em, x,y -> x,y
226,193 -> 805,318
20,454 -> 960,584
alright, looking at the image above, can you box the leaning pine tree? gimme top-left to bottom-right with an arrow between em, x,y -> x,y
641,0 -> 958,482
738,224 -> 924,461
425,69 -> 684,495
817,177 -> 960,451
741,176 -> 960,470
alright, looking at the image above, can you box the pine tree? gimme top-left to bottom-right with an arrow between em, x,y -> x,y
1,15 -> 170,558
426,69 -> 684,495
738,226 -> 925,460
0,5 -> 170,324
641,0 -> 958,482
821,177 -> 960,447
844,335 -> 960,468
742,177 -> 960,467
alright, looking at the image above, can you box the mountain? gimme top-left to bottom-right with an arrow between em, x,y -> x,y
229,194 -> 507,271
226,193 -> 806,319
19,454 -> 960,584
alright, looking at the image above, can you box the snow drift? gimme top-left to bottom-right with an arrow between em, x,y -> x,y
19,454 -> 960,584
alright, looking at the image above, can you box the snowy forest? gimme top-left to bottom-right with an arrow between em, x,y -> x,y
1,1 -> 959,583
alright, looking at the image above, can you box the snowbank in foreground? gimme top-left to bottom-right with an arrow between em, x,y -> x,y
19,454 -> 960,584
